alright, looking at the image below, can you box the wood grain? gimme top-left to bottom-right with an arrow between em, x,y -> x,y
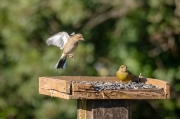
73,89 -> 165,99
39,76 -> 170,99
39,77 -> 70,94
39,76 -> 170,119
77,99 -> 131,119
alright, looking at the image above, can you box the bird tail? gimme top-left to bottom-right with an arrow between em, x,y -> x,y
54,57 -> 67,69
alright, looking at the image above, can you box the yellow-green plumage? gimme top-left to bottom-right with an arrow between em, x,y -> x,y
116,65 -> 134,82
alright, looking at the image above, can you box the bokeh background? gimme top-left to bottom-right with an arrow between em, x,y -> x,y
0,0 -> 180,119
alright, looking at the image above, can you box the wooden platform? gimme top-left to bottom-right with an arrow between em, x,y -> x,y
39,76 -> 170,100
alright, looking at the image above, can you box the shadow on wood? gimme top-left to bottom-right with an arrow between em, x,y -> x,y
78,99 -> 131,119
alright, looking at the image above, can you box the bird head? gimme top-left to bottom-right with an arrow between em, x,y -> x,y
119,65 -> 127,72
74,34 -> 85,41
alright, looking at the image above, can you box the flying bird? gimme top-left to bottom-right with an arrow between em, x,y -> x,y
116,65 -> 137,82
46,31 -> 85,69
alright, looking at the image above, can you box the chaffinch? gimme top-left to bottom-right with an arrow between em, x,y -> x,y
46,31 -> 85,69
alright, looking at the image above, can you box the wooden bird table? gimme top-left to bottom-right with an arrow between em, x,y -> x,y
39,76 -> 170,119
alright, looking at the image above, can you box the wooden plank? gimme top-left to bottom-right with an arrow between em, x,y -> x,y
72,82 -> 164,92
72,89 -> 165,99
39,87 -> 73,99
71,78 -> 169,99
39,77 -> 70,94
77,99 -> 87,119
140,78 -> 168,88
77,99 -> 131,119
52,76 -> 119,82
140,78 -> 170,98
73,83 -> 95,92
164,82 -> 170,99
41,76 -> 169,87
39,76 -> 170,99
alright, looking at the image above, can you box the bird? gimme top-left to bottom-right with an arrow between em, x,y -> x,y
116,65 -> 137,82
46,31 -> 85,69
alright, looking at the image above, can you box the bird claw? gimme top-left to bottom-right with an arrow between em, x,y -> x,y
67,53 -> 75,60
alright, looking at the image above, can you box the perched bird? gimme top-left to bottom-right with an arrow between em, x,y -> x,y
116,65 -> 137,82
46,31 -> 85,69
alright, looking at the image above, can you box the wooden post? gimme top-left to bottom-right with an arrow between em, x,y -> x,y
77,99 -> 131,119
39,76 -> 170,119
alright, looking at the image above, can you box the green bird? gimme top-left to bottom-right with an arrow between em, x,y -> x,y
116,65 -> 136,82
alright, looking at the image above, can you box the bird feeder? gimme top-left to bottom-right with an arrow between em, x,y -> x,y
39,76 -> 170,119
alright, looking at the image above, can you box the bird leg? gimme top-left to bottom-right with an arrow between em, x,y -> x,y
67,53 -> 75,60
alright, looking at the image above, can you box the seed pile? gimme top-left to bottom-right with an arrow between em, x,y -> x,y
73,81 -> 161,91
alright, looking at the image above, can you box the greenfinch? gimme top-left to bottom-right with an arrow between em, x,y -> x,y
116,65 -> 136,82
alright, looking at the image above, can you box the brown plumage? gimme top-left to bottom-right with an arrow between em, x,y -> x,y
46,32 -> 85,69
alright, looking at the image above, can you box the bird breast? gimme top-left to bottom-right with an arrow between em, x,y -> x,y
63,41 -> 79,54
116,71 -> 130,81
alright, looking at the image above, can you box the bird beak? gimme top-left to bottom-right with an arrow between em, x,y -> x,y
123,67 -> 127,72
81,38 -> 85,41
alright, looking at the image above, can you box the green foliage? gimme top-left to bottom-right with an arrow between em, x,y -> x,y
0,0 -> 180,118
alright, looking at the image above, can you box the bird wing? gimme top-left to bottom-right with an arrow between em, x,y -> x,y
127,70 -> 136,78
46,32 -> 70,50
70,32 -> 75,36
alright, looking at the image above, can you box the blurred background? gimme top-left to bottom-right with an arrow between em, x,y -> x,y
0,0 -> 180,119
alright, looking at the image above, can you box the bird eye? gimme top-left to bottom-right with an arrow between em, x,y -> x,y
79,36 -> 81,38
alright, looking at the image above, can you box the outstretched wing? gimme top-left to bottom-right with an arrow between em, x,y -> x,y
70,32 -> 75,36
46,32 -> 69,50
